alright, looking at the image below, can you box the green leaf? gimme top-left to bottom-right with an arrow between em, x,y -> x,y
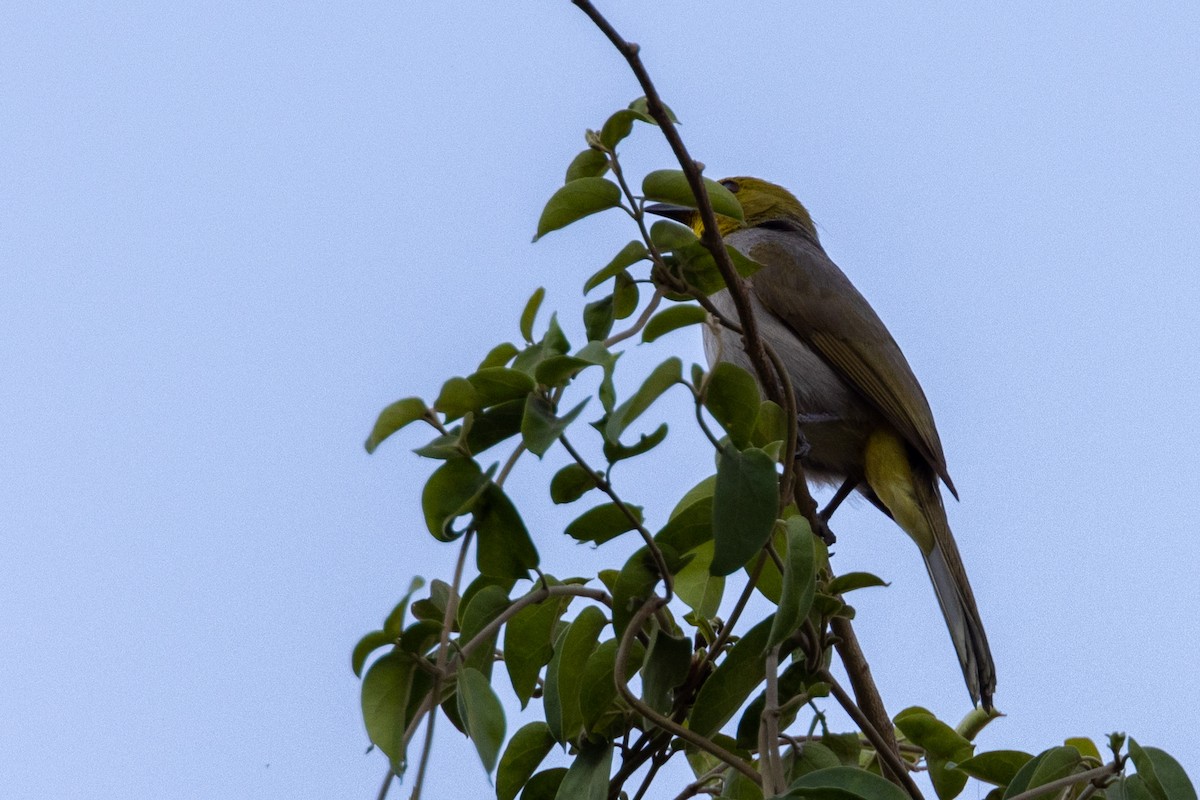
723,765 -> 766,800
642,304 -> 708,343
543,605 -> 607,743
689,614 -> 773,737
893,708 -> 973,799
533,357 -> 590,391
894,707 -> 973,759
479,342 -> 520,370
351,631 -> 393,678
1135,746 -> 1197,800
600,107 -> 653,149
768,517 -> 817,649
650,219 -> 699,251
520,287 -> 545,343
601,423 -> 668,464
543,313 -> 571,356
1064,737 -> 1102,763
750,521 -> 790,603
464,399 -> 526,455
787,766 -> 909,800
628,95 -> 677,122
521,768 -> 567,800
711,447 -> 779,575
640,627 -> 692,715
1003,746 -> 1082,798
1113,776 -> 1168,800
398,619 -> 441,656
549,463 -> 600,505
410,579 -> 450,622
787,742 -> 843,782
826,572 -> 889,595
955,751 -> 1034,787
655,483 -> 714,554
642,169 -> 744,222
582,295 -> 614,341
413,428 -> 465,460
579,638 -> 644,731
467,367 -> 536,407
365,397 -> 426,454
704,362 -> 762,448
1129,738 -> 1175,800
673,541 -> 723,618
565,502 -> 643,545
434,376 -> 483,422
604,357 -> 681,442
456,666 -> 506,775
611,547 -> 660,636
504,579 -> 570,708
751,400 -> 788,448
459,584 -> 511,677
564,148 -> 609,182
497,722 -> 556,800
584,240 -> 648,294
521,395 -> 589,457
534,178 -> 622,241
612,271 -> 638,320
554,740 -> 613,800
821,733 -> 863,767
421,458 -> 492,541
360,651 -> 415,771
476,483 -> 540,579
383,576 -> 426,638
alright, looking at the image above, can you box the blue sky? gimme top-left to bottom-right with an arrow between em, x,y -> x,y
3,3 -> 1198,797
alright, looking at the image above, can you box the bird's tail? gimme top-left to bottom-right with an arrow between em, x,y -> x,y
915,477 -> 996,710
864,429 -> 996,709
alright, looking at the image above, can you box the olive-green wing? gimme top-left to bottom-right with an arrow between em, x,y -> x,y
741,231 -> 957,497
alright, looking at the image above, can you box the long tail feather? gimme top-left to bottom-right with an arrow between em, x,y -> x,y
916,479 -> 996,710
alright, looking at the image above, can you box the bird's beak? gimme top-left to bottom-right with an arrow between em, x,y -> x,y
644,203 -> 695,225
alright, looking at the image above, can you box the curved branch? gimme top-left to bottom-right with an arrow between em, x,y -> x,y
571,0 -> 781,403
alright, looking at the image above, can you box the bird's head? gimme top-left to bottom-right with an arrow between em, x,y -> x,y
647,176 -> 816,239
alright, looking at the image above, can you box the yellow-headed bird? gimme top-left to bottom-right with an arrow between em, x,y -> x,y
649,177 -> 996,709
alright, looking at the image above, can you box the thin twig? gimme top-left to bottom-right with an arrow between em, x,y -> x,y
605,287 -> 665,346
821,670 -> 926,800
670,764 -> 728,800
409,529 -> 474,800
703,552 -> 766,665
615,598 -> 762,786
453,583 -> 611,664
376,770 -> 393,800
630,751 -> 671,800
559,433 -> 673,598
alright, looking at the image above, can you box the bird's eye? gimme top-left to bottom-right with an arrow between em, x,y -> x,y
720,179 -> 740,193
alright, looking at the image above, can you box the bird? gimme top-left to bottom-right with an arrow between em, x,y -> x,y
648,177 -> 996,710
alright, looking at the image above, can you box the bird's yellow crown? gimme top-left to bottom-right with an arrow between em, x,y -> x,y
701,177 -> 816,239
